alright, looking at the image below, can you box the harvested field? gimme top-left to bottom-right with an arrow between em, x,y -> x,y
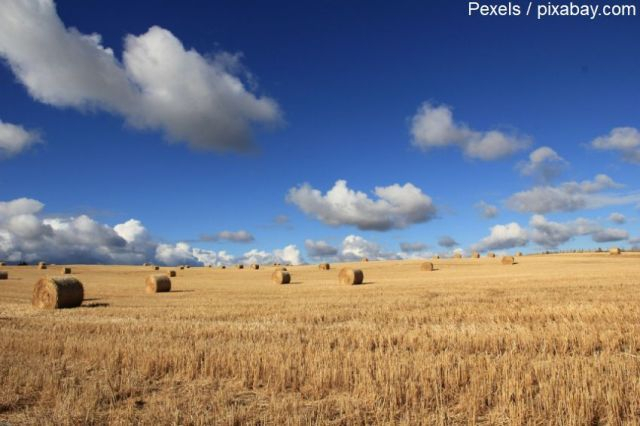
1,253 -> 640,424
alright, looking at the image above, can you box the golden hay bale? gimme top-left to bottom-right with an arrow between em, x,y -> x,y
0,271 -> 8,280
420,262 -> 434,271
272,270 -> 291,284
143,262 -> 151,266
236,264 -> 244,269
220,265 -> 226,269
453,253 -> 462,259
251,264 -> 260,270
361,257 -> 369,262
516,251 -> 523,256
186,265 -> 191,269
339,268 -> 364,285
61,267 -> 71,274
38,262 -> 47,270
501,256 -> 515,265
145,274 -> 171,294
432,255 -> 440,260
471,251 -> 480,259
487,252 -> 496,258
32,276 -> 84,309
168,270 -> 176,277
318,263 -> 330,270
609,247 -> 622,255
0,262 -> 5,266
153,266 -> 159,270
179,266 -> 184,270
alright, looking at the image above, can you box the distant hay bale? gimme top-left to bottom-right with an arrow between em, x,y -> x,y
420,262 -> 434,271
453,253 -> 462,259
220,265 -> 226,269
487,252 -> 496,258
339,268 -> 364,285
168,270 -> 176,277
237,264 -> 244,269
145,274 -> 171,294
38,262 -> 47,270
361,257 -> 369,262
153,266 -> 159,270
0,262 -> 5,266
143,262 -> 151,266
179,266 -> 184,270
432,255 -> 440,260
61,267 -> 71,274
251,264 -> 260,270
471,252 -> 480,259
32,276 -> 84,309
186,265 -> 191,269
0,271 -> 8,280
501,256 -> 515,265
318,263 -> 330,270
272,270 -> 291,285
609,247 -> 622,255
516,251 -> 523,257
207,264 -> 213,268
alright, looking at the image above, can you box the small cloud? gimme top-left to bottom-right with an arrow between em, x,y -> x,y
287,180 -> 437,231
475,200 -> 499,219
274,215 -> 289,224
304,239 -> 338,258
590,127 -> 640,164
399,242 -> 428,252
199,230 -> 254,243
517,146 -> 568,183
438,235 -> 458,248
592,228 -> 628,243
608,212 -> 626,224
472,222 -> 528,252
0,120 -> 41,158
410,102 -> 530,161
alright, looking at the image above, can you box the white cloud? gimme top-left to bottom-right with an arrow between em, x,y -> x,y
517,146 -> 568,182
592,228 -> 629,243
287,180 -> 436,231
591,127 -> 640,164
472,223 -> 528,252
608,212 -> 626,224
0,0 -> 281,152
506,174 -> 639,214
340,235 -> 400,261
475,201 -> 499,219
200,230 -> 254,243
438,235 -> 458,248
273,244 -> 303,265
0,120 -> 41,158
304,239 -> 338,258
410,102 -> 530,160
399,242 -> 428,252
114,219 -> 148,243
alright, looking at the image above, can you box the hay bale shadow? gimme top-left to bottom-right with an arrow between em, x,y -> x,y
83,302 -> 110,308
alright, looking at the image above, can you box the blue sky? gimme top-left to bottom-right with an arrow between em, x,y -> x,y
0,0 -> 638,265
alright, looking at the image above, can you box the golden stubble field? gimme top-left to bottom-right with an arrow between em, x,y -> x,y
1,254 -> 640,425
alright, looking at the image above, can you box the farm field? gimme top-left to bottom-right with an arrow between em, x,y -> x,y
1,253 -> 640,425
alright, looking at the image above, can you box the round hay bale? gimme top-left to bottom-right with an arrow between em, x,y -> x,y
32,276 -> 84,309
145,274 -> 171,294
272,270 -> 291,285
609,247 -> 622,255
487,252 -> 496,258
220,265 -> 227,269
361,257 -> 369,262
179,266 -> 184,270
471,252 -> 480,259
453,253 -> 462,259
38,262 -> 47,270
339,268 -> 364,285
420,262 -> 434,271
432,255 -> 440,260
142,262 -> 150,266
501,256 -> 515,265
516,251 -> 523,257
168,270 -> 176,277
318,263 -> 330,270
186,265 -> 191,269
251,264 -> 260,270
236,264 -> 244,269
153,266 -> 159,270
0,271 -> 8,280
61,267 -> 71,274
0,262 -> 5,266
